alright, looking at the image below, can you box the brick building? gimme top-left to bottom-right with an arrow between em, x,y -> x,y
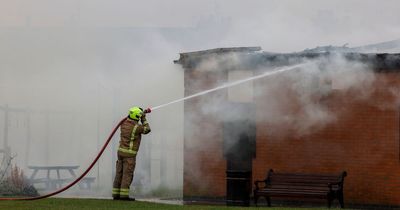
174,47 -> 400,207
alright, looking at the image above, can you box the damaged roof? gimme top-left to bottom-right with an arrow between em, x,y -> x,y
174,46 -> 400,72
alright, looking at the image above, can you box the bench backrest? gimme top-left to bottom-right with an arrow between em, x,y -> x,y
266,169 -> 347,188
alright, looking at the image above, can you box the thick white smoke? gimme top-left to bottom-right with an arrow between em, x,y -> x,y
182,52 -> 399,190
0,0 -> 399,200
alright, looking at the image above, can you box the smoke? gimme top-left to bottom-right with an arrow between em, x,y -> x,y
180,50 -> 400,197
0,0 -> 399,200
182,52 -> 385,192
275,55 -> 377,137
0,28 -> 185,198
186,53 -> 377,137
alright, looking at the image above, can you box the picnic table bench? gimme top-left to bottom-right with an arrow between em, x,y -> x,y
28,166 -> 95,191
253,169 -> 347,208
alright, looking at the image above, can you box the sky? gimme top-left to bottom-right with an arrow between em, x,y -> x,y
0,0 -> 399,52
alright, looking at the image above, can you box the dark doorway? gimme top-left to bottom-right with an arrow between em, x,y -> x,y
222,103 -> 256,206
223,121 -> 255,170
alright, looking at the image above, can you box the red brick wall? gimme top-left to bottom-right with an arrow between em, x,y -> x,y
183,70 -> 400,206
183,70 -> 227,197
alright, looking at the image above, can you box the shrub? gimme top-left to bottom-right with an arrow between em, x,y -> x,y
0,164 -> 39,197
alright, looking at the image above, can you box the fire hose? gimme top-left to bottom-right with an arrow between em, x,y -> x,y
0,108 -> 151,201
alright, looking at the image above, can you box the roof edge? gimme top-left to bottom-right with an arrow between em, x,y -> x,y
173,46 -> 261,64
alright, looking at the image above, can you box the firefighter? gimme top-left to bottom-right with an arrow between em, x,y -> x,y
112,106 -> 151,201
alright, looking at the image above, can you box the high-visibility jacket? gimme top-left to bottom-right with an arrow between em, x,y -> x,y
118,116 -> 151,157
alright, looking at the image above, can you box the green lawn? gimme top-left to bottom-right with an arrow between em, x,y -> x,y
0,198 -> 338,210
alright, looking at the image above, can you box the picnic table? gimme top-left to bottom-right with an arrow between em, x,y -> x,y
28,165 -> 95,191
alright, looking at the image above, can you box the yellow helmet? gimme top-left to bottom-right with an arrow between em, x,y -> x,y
129,107 -> 143,120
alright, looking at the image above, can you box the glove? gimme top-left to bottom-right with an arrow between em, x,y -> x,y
141,114 -> 146,122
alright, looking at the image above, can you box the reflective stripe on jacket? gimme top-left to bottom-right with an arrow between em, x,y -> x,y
118,117 -> 151,156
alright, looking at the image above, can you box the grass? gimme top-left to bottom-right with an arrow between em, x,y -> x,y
0,198 -> 339,210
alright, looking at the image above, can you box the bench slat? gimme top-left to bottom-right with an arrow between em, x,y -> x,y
271,177 -> 339,182
258,191 -> 329,198
254,169 -> 346,208
268,186 -> 331,191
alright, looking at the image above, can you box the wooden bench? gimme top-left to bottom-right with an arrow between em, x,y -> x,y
253,169 -> 347,208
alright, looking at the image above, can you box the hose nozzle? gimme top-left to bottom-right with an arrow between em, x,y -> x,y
144,108 -> 151,113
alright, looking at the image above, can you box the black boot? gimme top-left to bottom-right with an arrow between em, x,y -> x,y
120,197 -> 135,201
